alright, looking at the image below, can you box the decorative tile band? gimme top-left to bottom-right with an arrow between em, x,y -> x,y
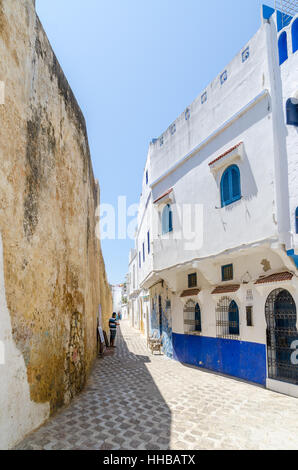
185,108 -> 190,120
170,123 -> 176,135
220,70 -> 228,85
242,46 -> 250,63
153,43 -> 253,149
201,91 -> 207,104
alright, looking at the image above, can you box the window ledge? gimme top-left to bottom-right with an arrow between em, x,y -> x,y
209,142 -> 244,174
185,332 -> 202,336
216,335 -> 241,341
154,188 -> 174,205
222,195 -> 242,208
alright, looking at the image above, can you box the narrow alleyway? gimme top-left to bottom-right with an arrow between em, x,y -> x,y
15,321 -> 298,450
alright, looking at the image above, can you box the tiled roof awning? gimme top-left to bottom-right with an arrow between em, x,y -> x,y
254,272 -> 293,285
209,142 -> 243,171
211,284 -> 240,294
180,289 -> 200,298
153,188 -> 173,204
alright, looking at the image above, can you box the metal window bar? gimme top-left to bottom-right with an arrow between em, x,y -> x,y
216,297 -> 240,340
184,302 -> 201,333
246,306 -> 253,326
222,264 -> 233,281
265,288 -> 298,385
275,0 -> 298,28
188,273 -> 197,288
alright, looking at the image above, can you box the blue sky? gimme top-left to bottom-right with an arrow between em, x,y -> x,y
36,0 -> 274,284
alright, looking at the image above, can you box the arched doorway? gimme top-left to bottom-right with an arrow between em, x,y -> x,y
265,289 -> 298,385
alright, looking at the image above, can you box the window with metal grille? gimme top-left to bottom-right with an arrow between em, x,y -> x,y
220,165 -> 241,207
184,300 -> 202,334
246,306 -> 253,326
162,204 -> 173,234
216,297 -> 240,339
188,273 -> 197,288
222,264 -> 233,281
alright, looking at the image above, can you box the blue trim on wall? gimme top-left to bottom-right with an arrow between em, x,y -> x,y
262,5 -> 293,32
173,333 -> 267,385
277,10 -> 292,32
150,301 -> 173,358
262,4 -> 275,21
287,249 -> 298,269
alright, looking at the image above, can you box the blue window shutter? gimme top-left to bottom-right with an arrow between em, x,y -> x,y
292,18 -> 298,53
221,171 -> 230,206
162,206 -> 168,234
228,300 -> 240,335
195,303 -> 201,332
162,204 -> 173,234
278,32 -> 288,65
169,206 -> 173,232
221,165 -> 241,207
231,166 -> 241,199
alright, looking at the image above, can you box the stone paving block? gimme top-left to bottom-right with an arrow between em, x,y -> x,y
14,320 -> 298,451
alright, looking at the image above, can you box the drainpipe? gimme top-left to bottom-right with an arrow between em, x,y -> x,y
265,17 -> 292,250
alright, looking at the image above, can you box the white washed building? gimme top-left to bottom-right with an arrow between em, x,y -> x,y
111,284 -> 122,316
127,247 -> 140,330
130,5 -> 298,397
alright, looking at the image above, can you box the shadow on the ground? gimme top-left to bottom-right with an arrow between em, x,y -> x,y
14,322 -> 172,450
93,323 -> 172,450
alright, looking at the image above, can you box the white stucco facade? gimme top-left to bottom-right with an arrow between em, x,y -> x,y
128,6 -> 298,397
111,285 -> 123,315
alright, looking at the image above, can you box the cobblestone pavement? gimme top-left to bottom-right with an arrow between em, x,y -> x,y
15,321 -> 298,450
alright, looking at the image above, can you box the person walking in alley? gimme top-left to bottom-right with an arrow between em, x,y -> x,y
109,312 -> 119,347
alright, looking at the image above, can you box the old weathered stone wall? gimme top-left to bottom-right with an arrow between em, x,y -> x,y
0,0 -> 111,448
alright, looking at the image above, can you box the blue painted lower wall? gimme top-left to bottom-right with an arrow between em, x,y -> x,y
150,300 -> 173,358
173,333 -> 267,385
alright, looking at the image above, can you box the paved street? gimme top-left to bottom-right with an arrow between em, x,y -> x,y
15,321 -> 298,450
